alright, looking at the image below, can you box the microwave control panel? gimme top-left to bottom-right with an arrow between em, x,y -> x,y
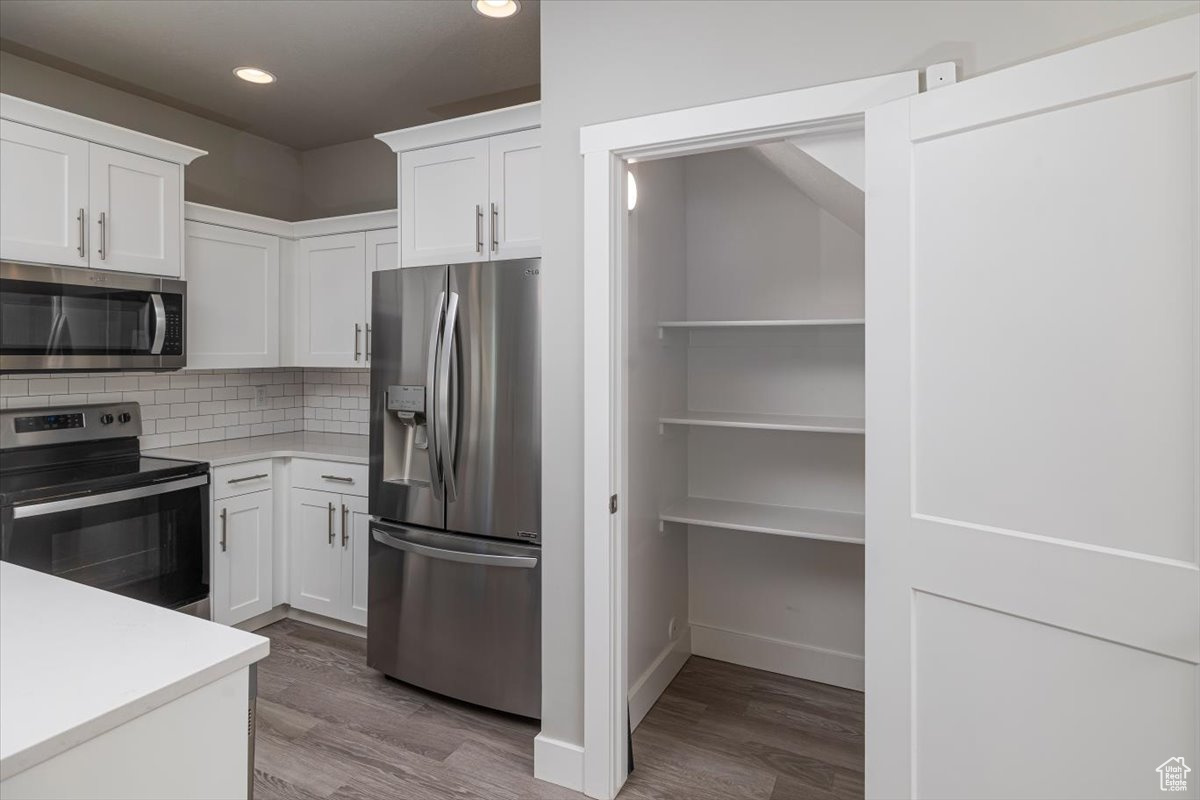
163,307 -> 183,355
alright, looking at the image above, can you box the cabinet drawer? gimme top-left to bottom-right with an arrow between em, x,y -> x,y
291,459 -> 368,497
213,459 -> 274,499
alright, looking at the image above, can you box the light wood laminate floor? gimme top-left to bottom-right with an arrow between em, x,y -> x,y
253,620 -> 864,800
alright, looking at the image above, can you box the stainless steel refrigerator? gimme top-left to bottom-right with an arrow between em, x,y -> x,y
367,259 -> 540,718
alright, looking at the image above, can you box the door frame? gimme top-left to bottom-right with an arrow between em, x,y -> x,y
575,70 -> 919,800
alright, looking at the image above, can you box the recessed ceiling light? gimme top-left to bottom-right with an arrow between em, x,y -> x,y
473,0 -> 520,19
234,67 -> 276,84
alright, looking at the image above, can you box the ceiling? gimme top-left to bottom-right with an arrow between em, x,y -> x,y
0,0 -> 540,151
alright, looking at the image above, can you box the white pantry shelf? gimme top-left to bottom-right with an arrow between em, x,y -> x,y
660,496 -> 864,544
659,410 -> 865,434
657,318 -> 864,329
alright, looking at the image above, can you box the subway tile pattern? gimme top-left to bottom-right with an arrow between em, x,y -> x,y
0,368 -> 370,449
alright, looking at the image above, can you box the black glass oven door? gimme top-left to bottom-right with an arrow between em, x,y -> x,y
5,477 -> 209,609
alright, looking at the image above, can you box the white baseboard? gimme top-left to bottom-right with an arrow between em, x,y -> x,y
689,623 -> 863,691
628,626 -> 691,730
533,733 -> 584,793
233,604 -> 366,639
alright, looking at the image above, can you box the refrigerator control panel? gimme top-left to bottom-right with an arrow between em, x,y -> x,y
387,385 -> 426,415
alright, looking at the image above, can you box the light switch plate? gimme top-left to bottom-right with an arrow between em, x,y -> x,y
253,386 -> 268,410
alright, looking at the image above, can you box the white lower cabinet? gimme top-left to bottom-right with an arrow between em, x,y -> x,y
289,486 -> 368,625
211,489 -> 273,626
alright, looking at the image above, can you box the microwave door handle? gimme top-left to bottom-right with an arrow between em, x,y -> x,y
425,291 -> 446,500
150,293 -> 166,355
437,291 -> 459,502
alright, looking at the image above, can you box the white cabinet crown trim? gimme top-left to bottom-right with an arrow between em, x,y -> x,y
376,101 -> 540,154
0,94 -> 206,166
184,202 -> 396,240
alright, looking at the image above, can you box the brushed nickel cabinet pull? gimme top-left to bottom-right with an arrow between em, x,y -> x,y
97,211 -> 107,260
475,204 -> 483,253
228,473 -> 268,484
490,202 -> 498,252
327,502 -> 335,544
77,209 -> 86,257
341,504 -> 349,548
220,507 -> 228,552
321,474 -> 354,483
365,323 -> 372,362
354,323 -> 361,361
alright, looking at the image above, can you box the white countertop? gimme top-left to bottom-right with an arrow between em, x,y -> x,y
144,430 -> 369,466
0,563 -> 269,780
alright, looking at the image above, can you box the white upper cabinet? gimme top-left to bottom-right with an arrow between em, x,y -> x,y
489,128 -> 542,260
0,95 -> 203,277
400,138 -> 490,267
89,144 -> 182,276
295,232 -> 367,367
363,227 -> 398,365
185,221 -> 280,368
0,120 -> 90,268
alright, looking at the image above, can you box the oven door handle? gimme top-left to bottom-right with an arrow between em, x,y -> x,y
12,475 -> 208,519
150,293 -> 167,355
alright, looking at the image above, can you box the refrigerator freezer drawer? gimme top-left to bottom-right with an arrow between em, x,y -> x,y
366,521 -> 541,718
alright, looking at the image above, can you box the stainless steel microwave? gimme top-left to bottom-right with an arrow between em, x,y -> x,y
0,261 -> 185,372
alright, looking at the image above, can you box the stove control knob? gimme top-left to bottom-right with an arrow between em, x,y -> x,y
118,412 -> 132,424
99,414 -> 114,425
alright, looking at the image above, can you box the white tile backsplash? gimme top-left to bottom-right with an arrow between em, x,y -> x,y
0,367 -> 370,445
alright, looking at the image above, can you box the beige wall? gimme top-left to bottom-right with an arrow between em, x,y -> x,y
538,0 -> 1200,750
1,51 -> 304,220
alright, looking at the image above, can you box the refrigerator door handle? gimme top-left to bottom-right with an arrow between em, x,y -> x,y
426,290 -> 446,499
371,527 -> 537,569
438,291 -> 460,502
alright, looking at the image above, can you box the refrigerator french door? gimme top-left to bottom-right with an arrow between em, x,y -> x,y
367,259 -> 541,718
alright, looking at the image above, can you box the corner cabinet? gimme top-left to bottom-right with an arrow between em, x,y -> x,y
0,95 -> 204,277
294,232 -> 367,367
185,221 -> 280,368
289,487 -> 369,626
380,102 -> 540,268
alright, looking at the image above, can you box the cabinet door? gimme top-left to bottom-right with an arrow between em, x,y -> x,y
89,144 -> 182,276
212,490 -> 273,626
488,129 -> 541,260
0,120 -> 90,267
400,139 -> 488,267
295,232 -> 366,367
340,494 -> 370,626
289,487 -> 342,618
185,222 -> 279,368
363,227 -> 398,365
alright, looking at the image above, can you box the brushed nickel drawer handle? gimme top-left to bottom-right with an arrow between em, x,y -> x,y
321,474 -> 354,483
228,473 -> 269,484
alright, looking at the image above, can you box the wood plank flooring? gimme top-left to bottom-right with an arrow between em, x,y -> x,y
253,620 -> 863,800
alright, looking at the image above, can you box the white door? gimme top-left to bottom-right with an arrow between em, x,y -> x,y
289,487 -> 342,618
489,129 -> 541,260
400,138 -> 488,267
0,120 -> 90,268
185,222 -> 279,368
866,17 -> 1199,800
363,227 -> 398,364
212,490 -> 274,626
295,232 -> 366,367
88,144 -> 181,276
341,494 -> 370,627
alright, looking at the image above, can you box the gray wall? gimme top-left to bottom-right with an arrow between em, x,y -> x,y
1,51 -> 304,220
299,136 -> 396,220
1,50 -> 399,221
538,0 -> 1199,750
